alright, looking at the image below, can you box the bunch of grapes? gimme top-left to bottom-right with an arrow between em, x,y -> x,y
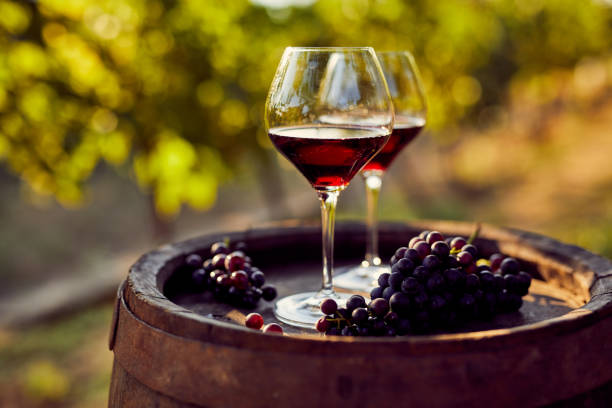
182,241 -> 277,309
316,230 -> 532,336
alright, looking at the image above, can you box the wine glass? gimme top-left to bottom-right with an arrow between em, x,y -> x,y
265,47 -> 394,328
334,50 -> 427,292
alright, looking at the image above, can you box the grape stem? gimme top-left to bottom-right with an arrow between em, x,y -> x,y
467,223 -> 481,245
449,222 -> 482,255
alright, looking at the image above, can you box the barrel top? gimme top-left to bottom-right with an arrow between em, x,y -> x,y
120,220 -> 612,354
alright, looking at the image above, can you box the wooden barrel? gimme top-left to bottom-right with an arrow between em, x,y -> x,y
108,221 -> 612,407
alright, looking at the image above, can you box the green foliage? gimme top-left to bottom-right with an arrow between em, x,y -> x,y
0,0 -> 610,216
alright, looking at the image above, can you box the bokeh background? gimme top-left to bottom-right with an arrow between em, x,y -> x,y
1,0 -> 611,406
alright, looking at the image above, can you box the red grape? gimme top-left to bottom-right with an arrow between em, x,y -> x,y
263,323 -> 283,334
245,313 -> 264,330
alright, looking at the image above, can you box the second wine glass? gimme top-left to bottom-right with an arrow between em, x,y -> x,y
334,51 -> 427,292
265,47 -> 394,328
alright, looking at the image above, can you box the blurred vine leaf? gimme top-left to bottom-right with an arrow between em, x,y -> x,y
0,0 -> 610,216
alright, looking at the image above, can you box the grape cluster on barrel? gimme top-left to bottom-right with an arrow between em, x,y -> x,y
183,241 -> 277,309
316,230 -> 532,336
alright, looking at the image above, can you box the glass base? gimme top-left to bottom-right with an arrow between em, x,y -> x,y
334,264 -> 390,292
274,290 -> 352,329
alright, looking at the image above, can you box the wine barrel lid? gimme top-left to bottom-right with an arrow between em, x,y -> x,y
109,221 -> 612,408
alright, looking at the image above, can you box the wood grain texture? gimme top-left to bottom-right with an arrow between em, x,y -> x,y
108,221 -> 612,408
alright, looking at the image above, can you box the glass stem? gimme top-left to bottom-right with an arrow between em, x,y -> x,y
317,189 -> 340,295
364,172 -> 383,266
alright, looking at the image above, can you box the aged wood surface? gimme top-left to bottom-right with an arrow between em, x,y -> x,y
109,221 -> 612,408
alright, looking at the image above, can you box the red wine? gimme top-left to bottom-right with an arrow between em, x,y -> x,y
269,126 -> 389,189
362,116 -> 425,172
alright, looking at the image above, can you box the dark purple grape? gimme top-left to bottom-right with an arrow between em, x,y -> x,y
507,293 -> 523,311
489,253 -> 505,271
216,275 -> 232,288
494,274 -> 506,292
351,308 -> 369,324
389,255 -> 398,266
320,298 -> 338,315
228,286 -> 243,305
477,265 -> 491,273
446,255 -> 459,268
401,276 -> 420,295
422,254 -> 441,270
186,254 -> 203,268
394,246 -> 408,259
390,292 -> 411,316
473,289 -> 484,302
341,325 -> 358,336
431,241 -> 450,259
480,292 -> 497,318
369,298 -> 390,317
357,327 -> 370,336
465,273 -> 480,293
336,307 -> 351,320
389,272 -> 404,290
500,257 -> 520,275
261,286 -> 277,301
413,265 -> 430,283
225,252 -> 246,272
442,291 -> 454,304
430,295 -> 446,312
251,287 -> 263,300
396,318 -> 411,335
516,271 -> 532,295
230,271 -> 249,290
497,290 -> 513,312
403,248 -> 421,264
459,293 -> 476,315
316,316 -> 330,333
443,268 -> 466,291
191,268 -> 207,288
409,236 -> 424,249
450,237 -> 467,251
392,258 -> 415,275
370,286 -> 384,300
384,311 -> 399,327
479,271 -> 496,291
203,259 -> 214,272
382,286 -> 395,301
465,263 -> 478,275
413,311 -> 432,334
211,254 -> 227,270
413,291 -> 429,310
241,290 -> 258,309
418,230 -> 430,239
326,327 -> 341,336
369,318 -> 386,335
250,271 -> 265,288
211,241 -> 230,255
377,272 -> 391,288
457,251 -> 473,266
346,295 -> 367,312
426,273 -> 445,293
414,241 -> 431,259
504,274 -> 522,294
461,244 -> 478,257
426,231 -> 444,245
